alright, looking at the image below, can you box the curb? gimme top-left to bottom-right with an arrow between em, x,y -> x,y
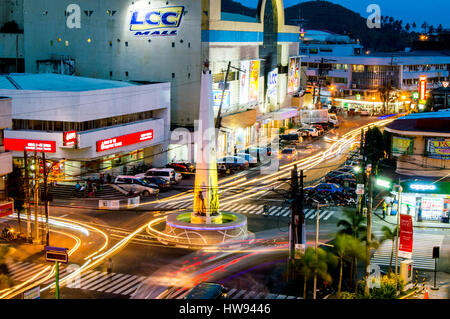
374,213 -> 450,230
399,289 -> 418,299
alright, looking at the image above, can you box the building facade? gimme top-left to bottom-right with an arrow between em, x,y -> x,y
0,74 -> 170,179
0,97 -> 13,218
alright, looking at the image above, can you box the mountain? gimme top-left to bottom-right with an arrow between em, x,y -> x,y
284,1 -> 415,52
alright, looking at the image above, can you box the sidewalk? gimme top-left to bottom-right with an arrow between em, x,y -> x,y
407,272 -> 450,299
375,211 -> 450,229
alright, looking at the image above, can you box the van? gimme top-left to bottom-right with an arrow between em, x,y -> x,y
136,168 -> 182,184
114,176 -> 159,197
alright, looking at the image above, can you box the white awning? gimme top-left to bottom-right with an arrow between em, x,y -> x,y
271,108 -> 298,121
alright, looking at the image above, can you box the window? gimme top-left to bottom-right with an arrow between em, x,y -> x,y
172,73 -> 175,78
309,48 -> 318,54
172,42 -> 175,47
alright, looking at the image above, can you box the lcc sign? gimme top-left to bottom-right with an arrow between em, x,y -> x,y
96,129 -> 154,152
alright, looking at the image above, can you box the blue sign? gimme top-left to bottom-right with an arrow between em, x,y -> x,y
130,6 -> 184,36
213,90 -> 230,108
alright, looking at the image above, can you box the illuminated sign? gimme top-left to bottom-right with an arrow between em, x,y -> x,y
427,138 -> 450,160
96,129 -> 154,152
213,90 -> 230,108
412,92 -> 419,99
356,94 -> 361,100
129,6 -> 184,36
288,57 -> 300,94
63,131 -> 77,147
443,81 -> 449,88
419,75 -> 427,102
0,202 -> 13,218
376,178 -> 391,189
249,60 -> 260,103
4,138 -> 56,153
267,68 -> 278,104
410,184 -> 436,191
239,61 -> 250,105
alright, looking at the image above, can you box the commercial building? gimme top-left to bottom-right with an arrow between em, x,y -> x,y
384,111 -> 450,222
300,30 -> 450,113
0,73 -> 170,179
0,97 -> 13,217
19,0 -> 301,161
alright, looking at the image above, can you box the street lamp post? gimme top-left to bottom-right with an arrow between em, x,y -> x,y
312,200 -> 328,299
393,180 -> 403,288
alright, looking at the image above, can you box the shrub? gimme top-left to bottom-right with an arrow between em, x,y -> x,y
357,274 -> 405,299
288,122 -> 294,129
339,291 -> 357,299
279,127 -> 286,134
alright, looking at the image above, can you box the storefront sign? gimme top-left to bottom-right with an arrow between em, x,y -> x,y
288,57 -> 300,94
410,184 -> 436,191
239,61 -> 250,105
213,90 -> 230,108
4,138 -> 56,153
249,60 -> 260,103
392,136 -> 414,156
419,75 -> 427,103
267,68 -> 278,104
427,138 -> 450,160
399,214 -> 413,259
96,129 -> 154,152
0,202 -> 13,218
63,131 -> 77,147
129,6 -> 185,36
421,197 -> 443,221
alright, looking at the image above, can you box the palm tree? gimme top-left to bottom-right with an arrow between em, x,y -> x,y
333,234 -> 365,299
380,225 -> 398,275
295,247 -> 336,299
337,210 -> 366,287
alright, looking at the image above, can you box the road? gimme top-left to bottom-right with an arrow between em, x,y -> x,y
2,115 -> 409,299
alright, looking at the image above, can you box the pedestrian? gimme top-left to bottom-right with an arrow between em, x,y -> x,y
234,145 -> 237,155
75,182 -> 81,191
106,173 -> 112,184
382,201 -> 387,219
106,258 -> 113,275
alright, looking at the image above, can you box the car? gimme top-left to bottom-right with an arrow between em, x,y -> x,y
329,106 -> 338,114
136,168 -> 182,184
217,156 -> 249,171
183,283 -> 228,299
360,109 -> 370,116
305,183 -> 344,194
114,176 -> 159,197
311,124 -> 325,135
279,148 -> 298,161
297,128 -> 311,137
140,176 -> 172,190
325,171 -> 356,184
244,146 -> 272,162
303,127 -> 319,137
166,161 -> 195,176
235,153 -> 258,166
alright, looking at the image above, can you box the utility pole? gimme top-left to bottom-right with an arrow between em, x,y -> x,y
23,150 -> 32,240
364,168 -> 373,296
288,165 -> 299,280
313,202 -> 328,299
297,170 -> 305,247
43,151 -> 50,246
315,58 -> 336,109
33,147 -> 40,244
215,61 -> 231,131
394,179 -> 403,289
357,128 -> 365,215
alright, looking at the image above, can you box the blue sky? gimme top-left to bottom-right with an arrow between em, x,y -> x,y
232,0 -> 449,28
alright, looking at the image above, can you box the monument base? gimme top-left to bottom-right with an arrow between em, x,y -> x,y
190,213 -> 223,224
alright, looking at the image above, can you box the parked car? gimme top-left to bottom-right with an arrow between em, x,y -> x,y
217,156 -> 249,171
235,153 -> 258,167
279,148 -> 298,161
360,109 -> 370,116
311,124 -> 325,135
303,127 -> 319,137
136,168 -> 182,184
166,161 -> 194,176
305,183 -> 344,194
329,106 -> 338,114
244,146 -> 272,162
114,176 -> 159,197
183,283 -> 229,299
140,176 -> 172,190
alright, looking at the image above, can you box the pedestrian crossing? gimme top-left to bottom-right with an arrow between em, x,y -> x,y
166,286 -> 302,299
152,201 -> 337,220
371,233 -> 444,270
6,261 -> 145,296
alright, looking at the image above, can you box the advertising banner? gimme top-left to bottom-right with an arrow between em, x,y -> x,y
212,90 -> 230,109
96,129 -> 154,152
288,57 -> 300,94
0,202 -> 13,218
63,131 -> 77,148
399,214 -> 413,259
4,138 -> 56,153
249,60 -> 260,103
427,138 -> 450,159
267,68 -> 278,105
239,61 -> 250,105
392,136 -> 414,156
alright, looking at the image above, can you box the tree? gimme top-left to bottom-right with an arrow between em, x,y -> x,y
0,245 -> 13,289
428,25 -> 435,34
421,22 -> 429,33
6,164 -> 26,233
380,226 -> 398,275
382,130 -> 392,159
436,24 -> 443,33
0,21 -> 20,33
333,234 -> 365,299
404,23 -> 410,32
412,22 -> 417,30
363,127 -> 385,165
295,247 -> 337,298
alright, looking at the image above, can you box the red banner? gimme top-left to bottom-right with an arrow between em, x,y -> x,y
96,129 -> 154,152
63,131 -> 77,147
399,214 -> 413,259
0,202 -> 13,218
4,138 -> 56,153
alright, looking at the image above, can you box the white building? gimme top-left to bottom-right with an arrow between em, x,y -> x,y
0,73 -> 170,179
0,97 -> 13,217
299,29 -> 363,57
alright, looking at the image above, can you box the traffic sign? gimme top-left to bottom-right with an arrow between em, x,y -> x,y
356,184 -> 365,195
45,246 -> 69,264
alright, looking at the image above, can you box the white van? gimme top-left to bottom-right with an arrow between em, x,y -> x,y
136,168 -> 182,184
114,176 -> 159,197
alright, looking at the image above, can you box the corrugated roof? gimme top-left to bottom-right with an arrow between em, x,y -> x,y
0,73 -> 137,92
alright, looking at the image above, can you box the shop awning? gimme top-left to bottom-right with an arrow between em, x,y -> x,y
221,109 -> 256,128
259,108 -> 298,122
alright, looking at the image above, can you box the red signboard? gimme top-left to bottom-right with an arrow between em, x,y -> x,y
419,75 -> 427,102
63,131 -> 77,147
399,214 -> 413,259
4,138 -> 56,153
96,129 -> 154,152
0,202 -> 13,218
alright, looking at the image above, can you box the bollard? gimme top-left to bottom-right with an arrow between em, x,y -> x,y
414,270 -> 418,291
422,277 -> 426,292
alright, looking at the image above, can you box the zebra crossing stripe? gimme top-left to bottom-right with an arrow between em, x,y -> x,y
281,209 -> 291,217
232,290 -> 247,299
243,291 -> 257,299
304,209 -> 314,219
254,292 -> 267,299
81,272 -> 112,290
121,281 -> 144,296
265,293 -> 278,299
227,288 -> 238,298
323,211 -> 334,220
276,294 -> 288,299
286,295 -> 296,299
118,276 -> 146,295
9,262 -> 37,276
112,275 -> 143,294
309,211 -> 317,219
11,263 -> 43,278
104,275 -> 141,294
79,271 -> 107,289
14,264 -> 48,282
88,273 -> 124,291
97,273 -> 133,292
269,207 -> 281,216
7,261 -> 28,272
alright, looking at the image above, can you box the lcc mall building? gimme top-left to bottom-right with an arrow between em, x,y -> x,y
23,0 -> 301,161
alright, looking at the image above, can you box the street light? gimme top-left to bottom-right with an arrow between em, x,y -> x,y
312,200 -> 329,300
393,182 -> 403,289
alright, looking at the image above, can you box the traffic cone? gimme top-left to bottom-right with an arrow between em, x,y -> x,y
424,288 -> 429,299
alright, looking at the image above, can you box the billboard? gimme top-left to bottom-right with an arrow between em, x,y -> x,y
212,90 -> 230,109
0,202 -> 13,218
399,214 -> 413,259
427,138 -> 450,159
239,61 -> 250,105
267,68 -> 278,104
129,6 -> 185,36
4,138 -> 56,153
288,57 -> 301,94
392,136 -> 414,156
249,60 -> 260,103
63,131 -> 77,147
96,129 -> 154,152
419,75 -> 427,103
